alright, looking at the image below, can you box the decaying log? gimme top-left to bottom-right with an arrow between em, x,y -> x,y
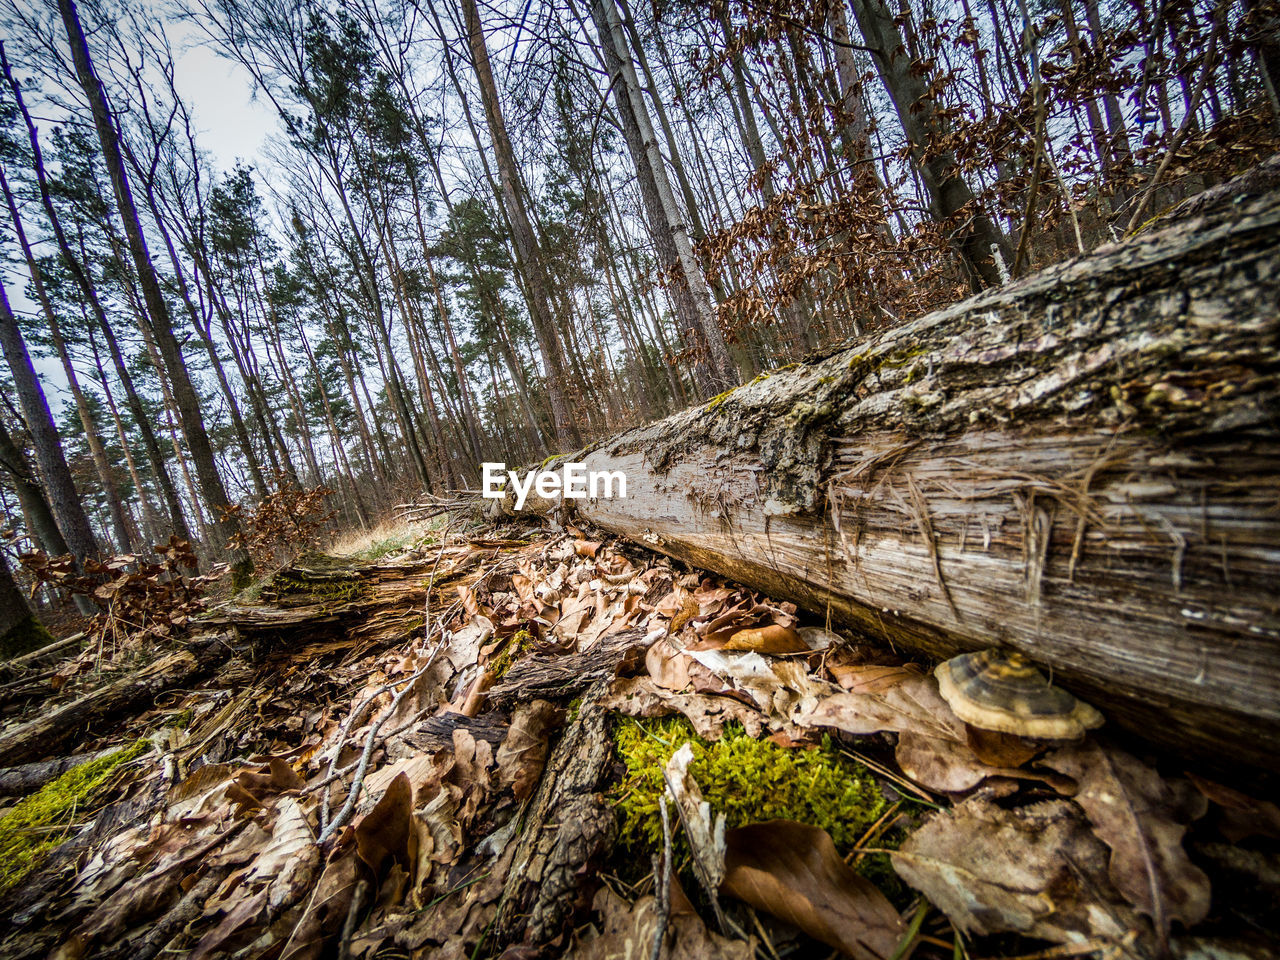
0,632 -> 235,767
496,687 -> 617,946
524,188 -> 1280,772
0,748 -> 115,797
488,627 -> 650,708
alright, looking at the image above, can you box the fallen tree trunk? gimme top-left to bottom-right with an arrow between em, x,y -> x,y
531,187 -> 1280,772
0,633 -> 235,767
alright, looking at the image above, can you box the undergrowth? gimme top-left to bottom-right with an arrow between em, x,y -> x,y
611,716 -> 909,895
0,739 -> 150,897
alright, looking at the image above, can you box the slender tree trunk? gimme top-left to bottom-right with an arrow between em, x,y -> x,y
57,0 -> 249,579
0,282 -> 99,571
591,0 -> 739,394
848,0 -> 1011,289
0,415 -> 72,561
461,0 -> 582,448
0,168 -> 132,554
0,550 -> 53,658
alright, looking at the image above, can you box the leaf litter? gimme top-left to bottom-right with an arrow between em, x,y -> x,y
0,516 -> 1270,960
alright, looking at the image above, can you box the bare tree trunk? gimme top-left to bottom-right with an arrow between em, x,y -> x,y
0,416 -> 71,561
848,0 -> 1012,289
518,188 -> 1280,774
0,167 -> 133,554
0,550 -> 53,658
591,0 -> 740,393
459,0 -> 581,449
57,0 -> 249,582
0,283 -> 100,578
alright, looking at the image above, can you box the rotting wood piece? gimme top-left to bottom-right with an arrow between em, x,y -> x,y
0,748 -> 116,797
488,627 -> 651,708
0,632 -> 236,767
496,686 -> 618,946
395,710 -> 509,754
510,187 -> 1280,774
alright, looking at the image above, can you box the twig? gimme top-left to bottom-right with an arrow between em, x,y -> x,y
650,795 -> 673,960
317,630 -> 451,846
337,879 -> 369,960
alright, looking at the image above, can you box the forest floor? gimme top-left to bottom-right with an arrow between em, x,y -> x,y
0,512 -> 1276,960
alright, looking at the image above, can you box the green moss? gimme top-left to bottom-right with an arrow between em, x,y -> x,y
0,739 -> 150,897
489,629 -> 533,681
0,614 -> 55,659
611,717 -> 898,882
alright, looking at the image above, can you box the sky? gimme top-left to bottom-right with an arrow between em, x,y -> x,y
169,24 -> 278,175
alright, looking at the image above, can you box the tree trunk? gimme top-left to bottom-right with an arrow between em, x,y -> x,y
460,0 -> 581,450
0,549 -> 54,659
57,0 -> 249,582
0,168 -> 133,554
0,394 -> 74,562
848,0 -> 1011,290
0,282 -> 100,578
592,0 -> 739,393
523,187 -> 1280,773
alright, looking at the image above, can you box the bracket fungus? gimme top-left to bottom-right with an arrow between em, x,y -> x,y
935,648 -> 1104,740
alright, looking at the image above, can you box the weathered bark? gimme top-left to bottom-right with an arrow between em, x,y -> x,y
0,749 -> 115,797
528,188 -> 1280,772
495,691 -> 617,945
0,634 -> 234,766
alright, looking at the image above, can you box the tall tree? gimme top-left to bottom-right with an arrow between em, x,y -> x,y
460,0 -> 582,449
56,0 -> 250,579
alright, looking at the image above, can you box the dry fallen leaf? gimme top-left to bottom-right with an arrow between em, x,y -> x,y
1187,772 -> 1280,842
1042,741 -> 1211,941
565,886 -> 754,959
495,700 -> 563,801
891,797 -> 1149,950
665,742 -> 726,897
722,820 -> 907,960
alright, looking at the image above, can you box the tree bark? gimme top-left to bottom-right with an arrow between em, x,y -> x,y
522,187 -> 1280,773
460,0 -> 582,449
847,0 -> 1011,290
0,282 -> 100,576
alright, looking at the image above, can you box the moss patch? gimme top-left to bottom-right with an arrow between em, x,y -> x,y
0,739 -> 150,897
489,629 -> 533,681
611,716 -> 906,892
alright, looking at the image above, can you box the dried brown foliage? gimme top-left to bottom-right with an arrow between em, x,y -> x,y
224,472 -> 336,569
19,536 -> 210,649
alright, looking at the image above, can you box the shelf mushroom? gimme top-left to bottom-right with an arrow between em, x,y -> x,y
935,648 -> 1104,740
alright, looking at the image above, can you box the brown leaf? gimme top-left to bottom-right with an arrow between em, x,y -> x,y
496,700 -> 563,801
722,821 -> 906,960
279,852 -> 361,960
1187,772 -> 1280,842
1042,741 -> 1211,938
828,663 -> 924,694
566,886 -> 753,959
964,725 -> 1042,767
573,539 -> 602,558
891,797 -> 1148,949
719,624 -> 809,654
356,772 -> 414,880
